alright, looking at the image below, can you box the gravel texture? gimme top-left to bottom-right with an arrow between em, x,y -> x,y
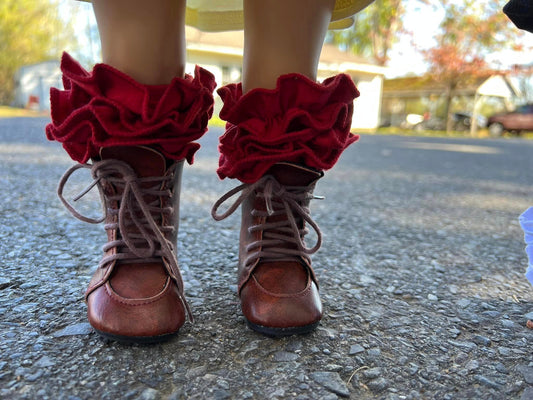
1,118 -> 533,399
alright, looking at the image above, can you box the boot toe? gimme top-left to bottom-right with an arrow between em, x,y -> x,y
87,277 -> 185,343
240,272 -> 322,336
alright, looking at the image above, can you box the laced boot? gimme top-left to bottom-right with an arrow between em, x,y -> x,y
212,73 -> 360,336
46,53 -> 215,342
213,162 -> 324,336
58,146 -> 190,342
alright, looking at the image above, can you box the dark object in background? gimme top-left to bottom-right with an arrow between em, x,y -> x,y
504,0 -> 533,33
452,112 -> 488,131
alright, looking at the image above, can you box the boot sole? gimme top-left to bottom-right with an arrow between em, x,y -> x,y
94,329 -> 178,345
246,320 -> 320,338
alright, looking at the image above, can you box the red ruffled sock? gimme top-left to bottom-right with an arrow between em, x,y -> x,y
216,73 -> 360,183
46,52 -> 217,164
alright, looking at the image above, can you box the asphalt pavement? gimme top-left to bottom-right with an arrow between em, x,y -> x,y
1,117 -> 533,400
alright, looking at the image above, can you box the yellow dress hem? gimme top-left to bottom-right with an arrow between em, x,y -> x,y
79,1 -> 374,32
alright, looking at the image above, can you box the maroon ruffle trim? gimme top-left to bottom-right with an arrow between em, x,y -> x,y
46,52 -> 216,164
216,73 -> 360,183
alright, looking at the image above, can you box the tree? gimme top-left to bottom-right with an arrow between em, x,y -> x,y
423,0 -> 520,133
0,0 -> 76,104
326,0 -> 407,65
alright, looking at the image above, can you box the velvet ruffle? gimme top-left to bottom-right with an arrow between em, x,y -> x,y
216,73 -> 360,183
46,52 -> 216,164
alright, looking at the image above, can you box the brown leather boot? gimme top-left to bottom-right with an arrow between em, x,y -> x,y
47,53 -> 216,343
212,73 -> 359,336
213,162 -> 324,336
59,146 -> 191,343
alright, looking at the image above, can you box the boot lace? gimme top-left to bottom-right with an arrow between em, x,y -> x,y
211,175 -> 323,268
57,159 -> 192,321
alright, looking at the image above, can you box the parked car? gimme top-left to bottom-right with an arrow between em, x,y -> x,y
487,104 -> 533,136
413,113 -> 486,132
453,112 -> 487,131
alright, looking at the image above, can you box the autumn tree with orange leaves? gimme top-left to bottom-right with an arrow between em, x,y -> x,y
424,0 -> 519,132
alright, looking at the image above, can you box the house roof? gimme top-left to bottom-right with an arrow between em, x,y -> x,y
382,73 -> 519,98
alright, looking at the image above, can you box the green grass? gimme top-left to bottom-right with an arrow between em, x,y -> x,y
360,126 -> 494,139
0,106 -> 48,118
208,115 -> 226,128
368,126 -> 533,139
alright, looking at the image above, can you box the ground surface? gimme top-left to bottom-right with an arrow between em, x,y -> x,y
1,118 -> 533,400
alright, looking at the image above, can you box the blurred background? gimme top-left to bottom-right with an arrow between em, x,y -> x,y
2,0 -> 533,137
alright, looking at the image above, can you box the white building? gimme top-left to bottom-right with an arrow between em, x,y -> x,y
13,60 -> 62,110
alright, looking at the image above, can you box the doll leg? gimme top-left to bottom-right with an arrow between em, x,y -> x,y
92,0 -> 186,84
47,0 -> 216,343
242,0 -> 336,92
212,0 -> 359,336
